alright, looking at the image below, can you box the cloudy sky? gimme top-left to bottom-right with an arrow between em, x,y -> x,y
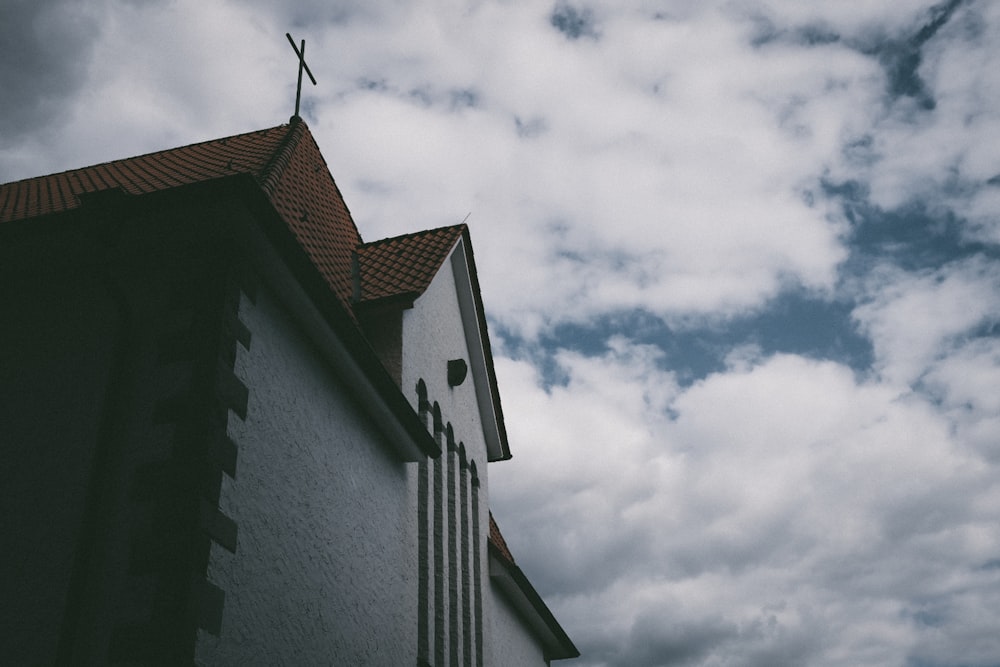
4,0 -> 1000,664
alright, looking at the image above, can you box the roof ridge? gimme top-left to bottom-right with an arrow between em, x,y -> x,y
258,118 -> 308,198
354,224 -> 468,303
361,223 -> 467,248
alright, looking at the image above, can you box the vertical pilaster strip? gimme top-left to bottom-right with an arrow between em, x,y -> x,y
447,426 -> 459,667
433,405 -> 446,666
460,447 -> 472,666
417,457 -> 430,666
471,463 -> 484,667
416,381 -> 431,666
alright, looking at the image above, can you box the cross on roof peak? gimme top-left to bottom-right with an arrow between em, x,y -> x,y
286,32 -> 317,119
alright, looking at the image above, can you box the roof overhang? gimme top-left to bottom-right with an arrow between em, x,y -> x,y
488,543 -> 580,661
6,175 -> 440,463
226,175 -> 440,462
449,233 -> 511,462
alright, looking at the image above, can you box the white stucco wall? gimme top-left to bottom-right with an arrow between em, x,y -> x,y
400,241 -> 509,666
196,284 -> 418,666
400,242 -> 490,477
489,582 -> 550,667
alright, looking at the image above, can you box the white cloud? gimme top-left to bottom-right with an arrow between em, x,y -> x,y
10,0 -> 984,340
313,2 -> 890,335
4,1 -> 1000,664
493,343 -> 1000,666
923,335 -> 1000,467
0,0 -> 287,181
844,2 -> 1000,236
853,257 -> 1000,388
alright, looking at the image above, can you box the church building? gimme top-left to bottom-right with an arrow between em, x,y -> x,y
0,118 -> 578,665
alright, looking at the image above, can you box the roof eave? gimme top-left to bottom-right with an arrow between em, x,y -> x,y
488,543 -> 580,661
449,231 -> 512,462
228,174 -> 440,461
354,291 -> 420,312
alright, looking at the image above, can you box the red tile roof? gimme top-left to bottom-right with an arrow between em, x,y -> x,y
357,225 -> 467,303
0,123 -> 570,651
0,121 -> 460,312
489,512 -> 517,565
262,120 -> 362,307
0,125 -> 289,223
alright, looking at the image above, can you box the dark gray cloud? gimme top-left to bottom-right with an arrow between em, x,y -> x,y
238,0 -> 382,27
748,16 -> 841,48
0,0 -> 103,146
514,115 -> 548,139
621,612 -> 737,667
353,77 -> 481,113
550,2 -> 600,40
602,603 -> 825,667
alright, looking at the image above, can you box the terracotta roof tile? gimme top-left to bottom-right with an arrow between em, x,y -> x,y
0,121 -> 368,310
357,225 -> 466,303
0,121 -> 458,318
489,512 -> 517,565
261,121 -> 362,307
0,125 -> 288,223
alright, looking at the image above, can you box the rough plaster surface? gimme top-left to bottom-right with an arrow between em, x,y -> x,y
401,246 -> 558,667
195,250 -> 554,665
401,245 -> 490,476
489,583 -> 549,667
196,285 -> 418,665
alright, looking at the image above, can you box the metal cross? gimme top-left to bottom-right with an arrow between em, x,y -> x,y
286,32 -> 317,118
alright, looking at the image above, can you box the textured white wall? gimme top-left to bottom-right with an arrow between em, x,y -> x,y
488,582 -> 549,667
401,243 -> 513,666
400,244 -> 490,475
196,285 -> 418,665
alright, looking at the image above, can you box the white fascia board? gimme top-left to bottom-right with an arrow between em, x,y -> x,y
449,238 -> 509,462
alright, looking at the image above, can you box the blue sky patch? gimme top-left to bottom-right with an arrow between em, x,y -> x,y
499,292 -> 873,389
